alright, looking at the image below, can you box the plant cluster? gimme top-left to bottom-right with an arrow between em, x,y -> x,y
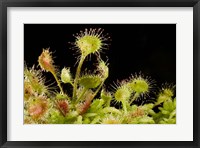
24,28 -> 176,124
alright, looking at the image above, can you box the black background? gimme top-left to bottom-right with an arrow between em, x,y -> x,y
24,24 -> 176,94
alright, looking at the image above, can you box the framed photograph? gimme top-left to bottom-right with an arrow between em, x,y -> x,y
0,0 -> 199,147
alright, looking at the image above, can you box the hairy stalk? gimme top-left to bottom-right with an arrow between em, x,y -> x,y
94,81 -> 104,97
69,81 -> 74,87
129,92 -> 140,105
51,72 -> 71,100
106,100 -> 111,107
91,80 -> 105,101
122,101 -> 127,114
73,55 -> 86,100
51,72 -> 64,94
76,88 -> 88,103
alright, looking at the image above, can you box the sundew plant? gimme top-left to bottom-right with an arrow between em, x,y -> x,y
24,28 -> 176,124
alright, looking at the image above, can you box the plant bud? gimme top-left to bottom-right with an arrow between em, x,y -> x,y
61,67 -> 72,84
38,49 -> 54,72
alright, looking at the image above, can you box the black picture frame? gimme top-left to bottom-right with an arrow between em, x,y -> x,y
0,0 -> 199,148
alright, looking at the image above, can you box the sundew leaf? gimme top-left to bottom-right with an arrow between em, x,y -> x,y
163,99 -> 175,112
87,99 -> 105,113
79,75 -> 102,89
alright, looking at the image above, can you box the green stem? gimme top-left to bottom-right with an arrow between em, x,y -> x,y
93,80 -> 105,99
52,72 -> 64,94
76,87 -> 87,103
106,99 -> 111,107
84,80 -> 105,103
73,55 -> 86,100
129,92 -> 139,105
122,101 -> 127,114
69,81 -> 74,87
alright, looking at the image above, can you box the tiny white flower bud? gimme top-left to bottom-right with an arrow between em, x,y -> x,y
61,67 -> 72,84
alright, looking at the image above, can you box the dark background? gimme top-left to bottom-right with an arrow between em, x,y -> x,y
24,24 -> 176,97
